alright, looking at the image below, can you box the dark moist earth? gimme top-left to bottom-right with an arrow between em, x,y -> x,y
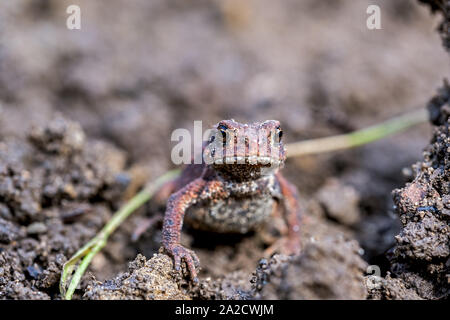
0,0 -> 449,300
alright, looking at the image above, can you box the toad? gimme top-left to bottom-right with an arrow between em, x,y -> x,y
160,120 -> 301,281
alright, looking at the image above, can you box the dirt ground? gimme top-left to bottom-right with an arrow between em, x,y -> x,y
0,0 -> 449,300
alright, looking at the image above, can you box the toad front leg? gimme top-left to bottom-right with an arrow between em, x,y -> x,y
162,178 -> 206,281
267,173 -> 302,256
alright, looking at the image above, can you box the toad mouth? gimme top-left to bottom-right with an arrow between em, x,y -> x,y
211,156 -> 283,166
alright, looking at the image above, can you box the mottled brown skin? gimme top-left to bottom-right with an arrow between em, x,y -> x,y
161,120 -> 301,281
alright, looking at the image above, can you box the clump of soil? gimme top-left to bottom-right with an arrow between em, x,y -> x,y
250,237 -> 367,300
316,178 -> 361,226
0,116 -> 128,299
367,0 -> 450,300
84,253 -> 189,300
365,273 -> 423,300
368,81 -> 450,299
192,271 -> 253,300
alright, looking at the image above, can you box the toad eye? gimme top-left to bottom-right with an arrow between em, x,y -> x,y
276,127 -> 283,142
218,124 -> 228,141
218,124 -> 228,132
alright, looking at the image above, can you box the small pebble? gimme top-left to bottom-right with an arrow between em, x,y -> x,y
27,222 -> 47,235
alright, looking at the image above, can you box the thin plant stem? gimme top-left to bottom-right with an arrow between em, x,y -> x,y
286,108 -> 427,157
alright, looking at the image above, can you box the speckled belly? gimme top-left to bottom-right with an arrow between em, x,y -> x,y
185,196 -> 275,234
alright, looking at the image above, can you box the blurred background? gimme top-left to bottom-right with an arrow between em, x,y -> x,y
0,0 -> 448,281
